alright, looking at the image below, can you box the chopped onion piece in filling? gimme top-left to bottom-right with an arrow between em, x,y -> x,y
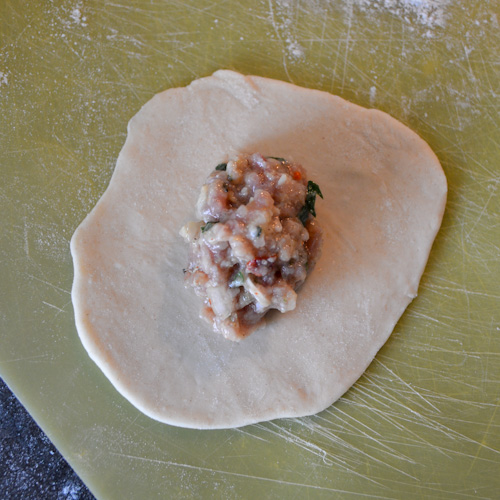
180,153 -> 323,341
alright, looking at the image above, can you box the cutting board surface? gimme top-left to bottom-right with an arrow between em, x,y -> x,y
1,1 -> 499,498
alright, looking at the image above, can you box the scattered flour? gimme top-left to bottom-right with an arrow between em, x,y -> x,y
0,71 -> 8,87
286,38 -> 305,59
69,2 -> 87,26
268,0 -> 307,61
351,0 -> 452,32
269,0 -> 452,60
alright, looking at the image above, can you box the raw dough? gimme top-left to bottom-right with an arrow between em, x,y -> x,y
71,70 -> 446,429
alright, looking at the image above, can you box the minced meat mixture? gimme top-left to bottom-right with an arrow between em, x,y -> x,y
180,153 -> 323,341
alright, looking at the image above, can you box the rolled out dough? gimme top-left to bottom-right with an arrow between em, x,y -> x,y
71,70 -> 446,429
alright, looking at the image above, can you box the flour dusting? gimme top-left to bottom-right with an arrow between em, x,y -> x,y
286,38 -> 305,59
0,71 -> 8,87
69,2 -> 87,26
352,0 -> 452,33
268,0 -> 308,61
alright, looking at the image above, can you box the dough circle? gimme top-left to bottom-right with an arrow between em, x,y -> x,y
71,70 -> 446,429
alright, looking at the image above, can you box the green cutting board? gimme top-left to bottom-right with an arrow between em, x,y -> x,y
2,1 -> 499,498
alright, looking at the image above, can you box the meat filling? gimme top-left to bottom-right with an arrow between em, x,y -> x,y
180,153 -> 323,341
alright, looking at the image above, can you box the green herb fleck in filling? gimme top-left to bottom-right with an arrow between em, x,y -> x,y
298,180 -> 324,225
201,221 -> 217,232
229,270 -> 245,288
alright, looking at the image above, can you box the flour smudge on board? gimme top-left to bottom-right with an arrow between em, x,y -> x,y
350,0 -> 452,36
